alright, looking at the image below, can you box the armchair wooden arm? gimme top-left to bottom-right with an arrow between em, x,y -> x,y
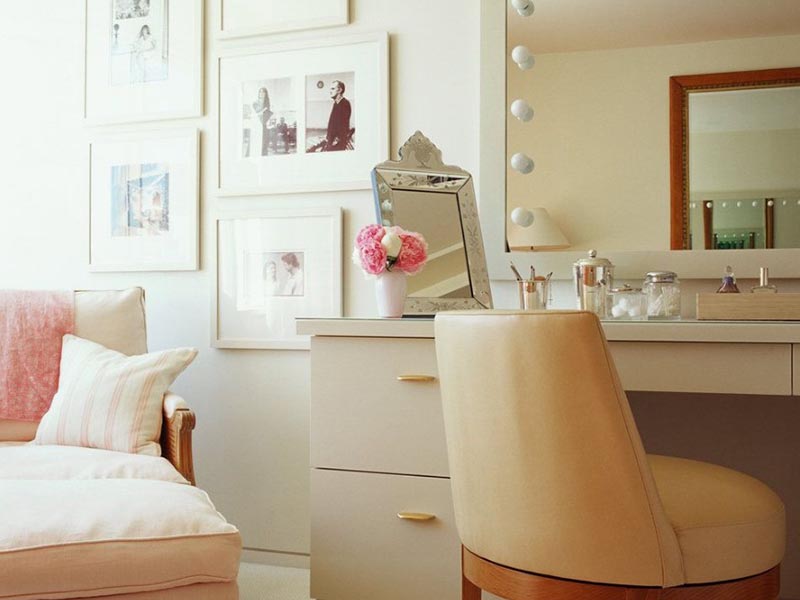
160,392 -> 196,485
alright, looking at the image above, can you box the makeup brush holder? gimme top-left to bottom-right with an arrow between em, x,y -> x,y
518,279 -> 550,310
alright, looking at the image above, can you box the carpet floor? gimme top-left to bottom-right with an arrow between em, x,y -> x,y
238,563 -> 310,600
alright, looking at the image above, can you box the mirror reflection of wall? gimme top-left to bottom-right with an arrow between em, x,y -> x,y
686,85 -> 800,249
387,190 -> 470,298
505,1 -> 800,253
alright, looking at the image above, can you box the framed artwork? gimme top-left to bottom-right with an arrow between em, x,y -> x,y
89,129 -> 199,271
213,208 -> 343,350
84,0 -> 203,124
218,0 -> 348,38
217,32 -> 389,195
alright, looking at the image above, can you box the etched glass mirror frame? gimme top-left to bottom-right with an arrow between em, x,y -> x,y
372,131 -> 493,314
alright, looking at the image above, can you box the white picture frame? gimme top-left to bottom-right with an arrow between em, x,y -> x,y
213,208 -> 343,350
217,0 -> 348,39
217,32 -> 389,196
84,0 -> 204,125
89,128 -> 199,272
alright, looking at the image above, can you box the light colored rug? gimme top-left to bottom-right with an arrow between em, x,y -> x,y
238,563 -> 310,600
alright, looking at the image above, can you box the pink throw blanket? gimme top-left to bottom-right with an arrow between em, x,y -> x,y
0,290 -> 74,421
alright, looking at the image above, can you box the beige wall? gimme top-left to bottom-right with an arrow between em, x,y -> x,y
507,33 -> 800,252
0,0 -> 480,562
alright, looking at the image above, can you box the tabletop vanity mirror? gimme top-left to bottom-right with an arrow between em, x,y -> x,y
372,132 -> 493,314
481,1 -> 800,279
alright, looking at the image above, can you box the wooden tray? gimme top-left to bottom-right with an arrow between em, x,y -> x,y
696,293 -> 800,321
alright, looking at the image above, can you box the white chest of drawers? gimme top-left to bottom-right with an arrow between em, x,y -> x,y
300,317 -> 800,600
309,334 -> 459,600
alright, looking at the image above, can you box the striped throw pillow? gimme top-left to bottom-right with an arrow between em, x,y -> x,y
34,335 -> 197,456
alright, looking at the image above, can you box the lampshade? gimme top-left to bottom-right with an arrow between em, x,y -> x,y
508,207 -> 570,251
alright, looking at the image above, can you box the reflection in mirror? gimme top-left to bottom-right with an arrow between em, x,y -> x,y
383,190 -> 470,298
372,131 -> 492,313
670,67 -> 800,248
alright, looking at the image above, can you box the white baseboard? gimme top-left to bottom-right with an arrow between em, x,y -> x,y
241,547 -> 310,569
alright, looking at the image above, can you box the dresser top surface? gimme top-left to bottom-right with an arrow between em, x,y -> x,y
297,317 -> 800,343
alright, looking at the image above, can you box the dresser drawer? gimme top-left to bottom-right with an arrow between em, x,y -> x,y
311,469 -> 460,600
608,342 -> 791,395
310,336 -> 449,476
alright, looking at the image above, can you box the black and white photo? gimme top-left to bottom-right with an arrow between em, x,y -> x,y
241,78 -> 297,158
306,72 -> 355,153
259,251 -> 305,297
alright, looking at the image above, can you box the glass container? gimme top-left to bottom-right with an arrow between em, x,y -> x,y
644,271 -> 681,320
607,285 -> 647,320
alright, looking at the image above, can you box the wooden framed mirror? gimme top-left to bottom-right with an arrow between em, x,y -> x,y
670,67 -> 800,250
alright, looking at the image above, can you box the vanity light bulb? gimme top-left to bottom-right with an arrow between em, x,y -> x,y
510,152 -> 534,174
752,201 -> 759,208
511,0 -> 535,17
767,200 -> 775,207
511,206 -> 535,227
706,202 -> 713,208
510,99 -> 534,122
721,202 -> 727,208
736,201 -> 742,208
511,45 -> 535,70
782,200 -> 788,206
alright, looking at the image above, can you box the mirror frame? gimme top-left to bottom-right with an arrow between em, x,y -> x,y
669,66 -> 800,250
372,131 -> 493,313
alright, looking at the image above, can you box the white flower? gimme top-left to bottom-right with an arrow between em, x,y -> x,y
380,231 -> 402,259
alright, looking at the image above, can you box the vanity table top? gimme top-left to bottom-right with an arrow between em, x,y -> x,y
296,317 -> 800,344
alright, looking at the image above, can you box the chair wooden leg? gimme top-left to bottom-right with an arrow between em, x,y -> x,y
463,572 -> 482,600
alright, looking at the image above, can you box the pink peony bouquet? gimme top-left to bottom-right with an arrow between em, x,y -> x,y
353,224 -> 428,276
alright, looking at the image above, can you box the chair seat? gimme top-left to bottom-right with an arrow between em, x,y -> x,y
648,454 -> 785,584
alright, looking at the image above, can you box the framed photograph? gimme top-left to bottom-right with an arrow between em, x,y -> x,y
218,32 -> 389,195
218,0 -> 348,39
89,129 -> 199,271
213,208 -> 343,350
84,0 -> 203,124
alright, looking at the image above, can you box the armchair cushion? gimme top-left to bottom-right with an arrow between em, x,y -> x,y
34,335 -> 197,456
0,445 -> 187,483
0,479 -> 241,599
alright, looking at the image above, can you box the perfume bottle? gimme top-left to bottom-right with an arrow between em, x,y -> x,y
717,266 -> 740,293
751,267 -> 778,294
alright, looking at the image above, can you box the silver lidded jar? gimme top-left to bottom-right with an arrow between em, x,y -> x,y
573,250 -> 614,317
643,271 -> 681,320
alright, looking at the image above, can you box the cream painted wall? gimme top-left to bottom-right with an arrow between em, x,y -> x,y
507,33 -> 800,252
0,0 -> 480,561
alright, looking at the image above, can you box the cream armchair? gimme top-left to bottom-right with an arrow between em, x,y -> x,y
0,288 -> 196,484
435,310 -> 784,600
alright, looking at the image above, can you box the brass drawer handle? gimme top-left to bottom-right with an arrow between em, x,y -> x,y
396,375 -> 436,383
397,512 -> 437,521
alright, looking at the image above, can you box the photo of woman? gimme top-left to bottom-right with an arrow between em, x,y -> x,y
241,78 -> 297,158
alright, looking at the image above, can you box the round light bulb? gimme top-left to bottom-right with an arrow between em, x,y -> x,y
510,99 -> 534,122
706,201 -> 713,208
510,152 -> 534,174
752,201 -> 759,207
767,200 -> 775,207
511,45 -> 535,70
736,201 -> 742,208
721,202 -> 728,208
511,0 -> 535,17
511,206 -> 535,227
782,200 -> 787,206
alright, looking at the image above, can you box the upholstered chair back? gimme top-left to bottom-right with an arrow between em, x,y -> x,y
434,310 -> 686,587
0,288 -> 147,441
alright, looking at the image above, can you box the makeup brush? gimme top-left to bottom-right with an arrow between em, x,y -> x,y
509,261 -> 523,282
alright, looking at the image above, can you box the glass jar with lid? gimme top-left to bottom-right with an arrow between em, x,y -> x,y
643,271 -> 681,320
607,285 -> 647,320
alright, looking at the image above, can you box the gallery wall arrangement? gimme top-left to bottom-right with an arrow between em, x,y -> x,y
83,0 -> 385,349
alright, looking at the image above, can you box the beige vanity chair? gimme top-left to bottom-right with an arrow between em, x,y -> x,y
435,310 -> 785,600
0,288 -> 196,484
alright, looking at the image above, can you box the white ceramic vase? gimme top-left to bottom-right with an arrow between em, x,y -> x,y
375,269 -> 407,318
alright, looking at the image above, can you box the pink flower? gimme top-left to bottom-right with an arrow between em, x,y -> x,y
395,231 -> 428,275
353,223 -> 427,276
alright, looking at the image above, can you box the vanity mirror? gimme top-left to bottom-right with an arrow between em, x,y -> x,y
481,1 -> 800,278
670,67 -> 800,250
372,131 -> 493,313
